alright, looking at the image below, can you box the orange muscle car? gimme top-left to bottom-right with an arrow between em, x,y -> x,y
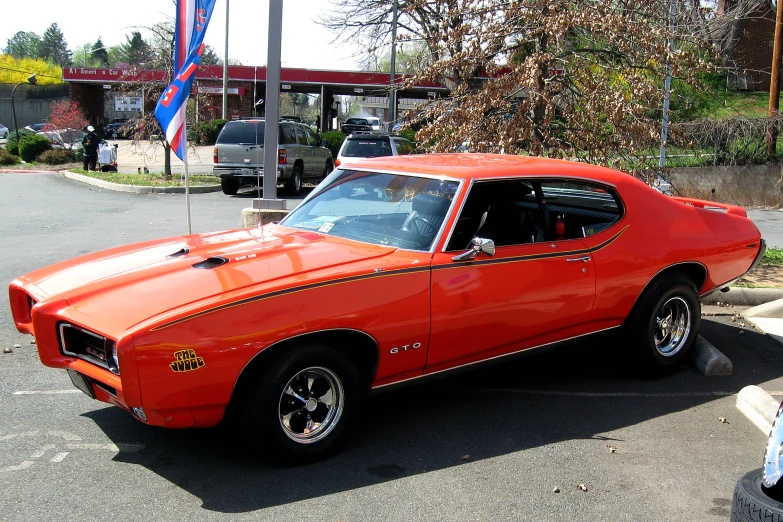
9,154 -> 764,462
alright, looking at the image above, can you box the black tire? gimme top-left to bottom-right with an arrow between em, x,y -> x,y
732,469 -> 783,522
627,272 -> 700,368
284,164 -> 303,196
323,159 -> 333,179
239,344 -> 362,464
221,177 -> 239,196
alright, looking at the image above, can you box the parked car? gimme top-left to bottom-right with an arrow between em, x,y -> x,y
280,115 -> 302,123
9,154 -> 764,463
36,128 -> 85,151
24,123 -> 46,133
0,123 -> 8,139
341,117 -> 381,134
213,119 -> 333,196
335,133 -> 414,168
732,401 -> 783,519
104,118 -> 134,139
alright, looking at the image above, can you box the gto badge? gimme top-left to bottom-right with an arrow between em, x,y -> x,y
390,342 -> 422,354
170,349 -> 205,372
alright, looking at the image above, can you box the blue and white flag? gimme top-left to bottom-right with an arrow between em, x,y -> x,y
154,0 -> 216,162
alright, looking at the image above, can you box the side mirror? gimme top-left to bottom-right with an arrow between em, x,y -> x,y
452,237 -> 496,262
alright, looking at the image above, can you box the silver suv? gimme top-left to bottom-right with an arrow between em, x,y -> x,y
213,119 -> 333,196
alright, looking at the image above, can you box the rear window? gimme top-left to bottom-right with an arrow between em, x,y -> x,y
342,138 -> 393,158
217,121 -> 265,145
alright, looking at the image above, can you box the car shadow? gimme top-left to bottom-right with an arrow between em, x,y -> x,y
83,319 -> 783,513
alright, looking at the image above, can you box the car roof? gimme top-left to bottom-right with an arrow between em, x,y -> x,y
338,153 -> 637,185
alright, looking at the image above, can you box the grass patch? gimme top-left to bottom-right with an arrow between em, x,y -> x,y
703,92 -> 770,119
762,248 -> 783,265
71,169 -> 219,187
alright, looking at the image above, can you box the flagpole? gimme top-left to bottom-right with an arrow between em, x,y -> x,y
184,118 -> 192,235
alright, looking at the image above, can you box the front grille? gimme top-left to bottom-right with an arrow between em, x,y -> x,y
58,323 -> 119,374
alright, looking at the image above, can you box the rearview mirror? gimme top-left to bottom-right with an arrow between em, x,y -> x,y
452,237 -> 496,262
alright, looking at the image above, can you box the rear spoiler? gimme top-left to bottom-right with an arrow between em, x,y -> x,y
670,197 -> 747,218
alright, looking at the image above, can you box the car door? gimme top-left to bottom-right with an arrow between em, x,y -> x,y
304,126 -> 327,177
293,125 -> 312,176
427,178 -> 597,370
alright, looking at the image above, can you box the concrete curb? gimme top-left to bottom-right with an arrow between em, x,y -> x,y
736,385 -> 780,434
701,287 -> 783,307
690,335 -> 733,376
61,171 -> 221,194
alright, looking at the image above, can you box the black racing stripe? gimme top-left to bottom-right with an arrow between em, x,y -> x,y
150,264 -> 431,331
152,226 -> 630,331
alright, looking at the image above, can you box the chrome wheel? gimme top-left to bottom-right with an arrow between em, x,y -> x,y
653,297 -> 691,357
278,366 -> 344,444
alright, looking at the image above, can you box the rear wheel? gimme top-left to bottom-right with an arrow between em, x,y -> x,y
284,164 -> 303,196
323,159 -> 333,180
221,177 -> 240,195
627,273 -> 700,368
239,344 -> 361,464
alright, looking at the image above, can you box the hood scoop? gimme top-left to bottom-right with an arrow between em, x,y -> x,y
167,247 -> 189,259
192,257 -> 229,269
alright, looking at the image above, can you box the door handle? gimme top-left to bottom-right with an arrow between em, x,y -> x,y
566,256 -> 591,263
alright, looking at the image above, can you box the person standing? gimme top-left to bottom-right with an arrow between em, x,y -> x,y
81,125 -> 104,171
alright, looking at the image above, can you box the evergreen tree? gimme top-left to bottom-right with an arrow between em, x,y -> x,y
4,31 -> 42,59
91,37 -> 110,67
200,44 -> 220,66
38,23 -> 72,66
120,32 -> 154,66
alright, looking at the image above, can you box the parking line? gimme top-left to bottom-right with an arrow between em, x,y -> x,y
467,389 -> 738,397
13,390 -> 81,395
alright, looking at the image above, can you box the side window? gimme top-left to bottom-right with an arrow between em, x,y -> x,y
281,124 -> 297,145
305,127 -> 318,146
445,178 -> 623,250
538,180 -> 623,239
295,126 -> 308,145
446,180 -> 540,250
393,138 -> 413,155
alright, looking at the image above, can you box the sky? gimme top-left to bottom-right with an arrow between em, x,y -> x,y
1,0 -> 365,71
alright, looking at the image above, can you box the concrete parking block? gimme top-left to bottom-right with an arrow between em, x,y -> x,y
691,335 -> 733,376
737,385 -> 780,434
241,208 -> 291,228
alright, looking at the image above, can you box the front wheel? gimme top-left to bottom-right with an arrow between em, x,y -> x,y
323,159 -> 333,180
239,345 -> 361,464
732,469 -> 783,521
627,273 -> 700,368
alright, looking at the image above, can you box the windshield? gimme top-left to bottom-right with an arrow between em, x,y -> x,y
367,118 -> 380,126
342,139 -> 393,158
216,121 -> 265,145
281,169 -> 459,251
345,118 -> 368,125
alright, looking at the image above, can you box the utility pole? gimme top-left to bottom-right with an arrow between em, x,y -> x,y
222,0 -> 229,120
767,0 -> 783,155
388,0 -> 398,129
658,0 -> 676,182
258,0 -> 283,206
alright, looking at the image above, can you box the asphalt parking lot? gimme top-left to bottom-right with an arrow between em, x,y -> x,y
1,173 -> 783,521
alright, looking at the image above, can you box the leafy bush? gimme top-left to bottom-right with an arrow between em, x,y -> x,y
321,130 -> 346,157
399,128 -> 416,142
6,129 -> 35,156
0,148 -> 19,166
38,149 -> 76,165
18,135 -> 52,162
192,119 -> 228,145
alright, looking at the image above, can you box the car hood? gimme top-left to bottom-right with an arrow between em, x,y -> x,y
25,224 -> 397,333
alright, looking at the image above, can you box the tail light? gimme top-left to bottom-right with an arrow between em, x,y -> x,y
278,148 -> 287,165
334,158 -> 341,167
213,147 -> 218,163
